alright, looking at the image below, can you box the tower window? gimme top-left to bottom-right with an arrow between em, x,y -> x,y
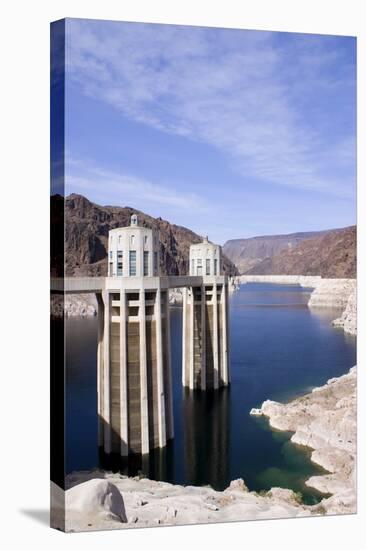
206,259 -> 210,276
143,251 -> 149,276
129,251 -> 136,276
197,258 -> 202,276
109,262 -> 113,276
191,259 -> 195,274
154,251 -> 158,275
131,235 -> 135,245
117,251 -> 123,276
214,259 -> 218,275
109,250 -> 113,259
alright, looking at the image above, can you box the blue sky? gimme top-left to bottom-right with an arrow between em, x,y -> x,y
63,18 -> 356,244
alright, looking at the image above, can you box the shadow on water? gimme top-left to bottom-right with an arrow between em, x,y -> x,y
98,387 -> 230,490
98,427 -> 175,482
182,387 -> 230,488
64,283 -> 356,505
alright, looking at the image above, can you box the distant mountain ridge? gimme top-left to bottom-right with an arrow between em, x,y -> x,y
51,194 -> 355,279
244,226 -> 356,278
223,229 -> 333,274
55,194 -> 238,277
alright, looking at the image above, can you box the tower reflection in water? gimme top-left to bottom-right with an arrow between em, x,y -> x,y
99,439 -> 174,481
99,386 -> 230,489
182,386 -> 230,489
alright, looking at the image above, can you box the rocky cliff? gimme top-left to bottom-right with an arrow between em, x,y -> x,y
307,278 -> 356,309
333,288 -> 357,336
223,230 -> 330,274
256,367 -> 356,505
57,194 -> 237,277
244,226 -> 356,278
51,293 -> 98,318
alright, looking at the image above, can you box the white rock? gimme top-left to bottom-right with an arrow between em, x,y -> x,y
239,275 -> 321,287
308,278 -> 355,309
249,408 -> 263,416
225,478 -> 249,492
206,503 -> 219,511
258,366 -> 356,512
66,479 -> 127,522
51,293 -> 98,318
332,287 -> 357,335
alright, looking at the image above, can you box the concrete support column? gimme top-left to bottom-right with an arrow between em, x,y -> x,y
155,285 -> 167,447
201,284 -> 206,390
212,282 -> 219,389
225,280 -> 231,384
96,293 -> 104,448
119,288 -> 128,456
189,287 -> 195,390
182,287 -> 188,387
139,287 -> 149,454
221,283 -> 229,385
165,290 -> 174,439
101,289 -> 111,453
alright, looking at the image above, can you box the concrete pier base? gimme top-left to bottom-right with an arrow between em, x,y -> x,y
182,277 -> 230,390
98,284 -> 173,457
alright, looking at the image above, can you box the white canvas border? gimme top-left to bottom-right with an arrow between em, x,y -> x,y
1,1 -> 364,548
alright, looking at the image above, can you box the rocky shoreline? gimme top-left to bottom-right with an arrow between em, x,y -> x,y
52,471 -> 319,532
332,289 -> 357,335
253,367 -> 356,503
307,278 -> 356,309
51,293 -> 97,318
52,366 -> 357,532
239,274 -> 322,287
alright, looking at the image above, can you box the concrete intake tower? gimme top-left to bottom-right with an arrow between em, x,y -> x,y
97,215 -> 174,457
56,217 -> 231,461
182,237 -> 230,390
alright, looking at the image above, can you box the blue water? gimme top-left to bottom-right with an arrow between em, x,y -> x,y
65,283 -> 356,504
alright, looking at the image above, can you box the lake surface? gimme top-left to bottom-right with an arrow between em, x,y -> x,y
65,283 -> 356,504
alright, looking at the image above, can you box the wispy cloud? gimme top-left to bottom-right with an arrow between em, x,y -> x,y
66,158 -> 207,213
65,20 -> 356,198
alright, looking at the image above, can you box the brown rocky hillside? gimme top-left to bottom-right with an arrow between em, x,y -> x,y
245,226 -> 356,278
223,229 -> 330,274
53,194 -> 238,277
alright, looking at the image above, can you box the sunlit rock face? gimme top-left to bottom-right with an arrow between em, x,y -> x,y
236,226 -> 356,278
65,479 -> 127,531
333,289 -> 357,336
308,278 -> 356,309
51,293 -> 97,318
259,367 -> 356,509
